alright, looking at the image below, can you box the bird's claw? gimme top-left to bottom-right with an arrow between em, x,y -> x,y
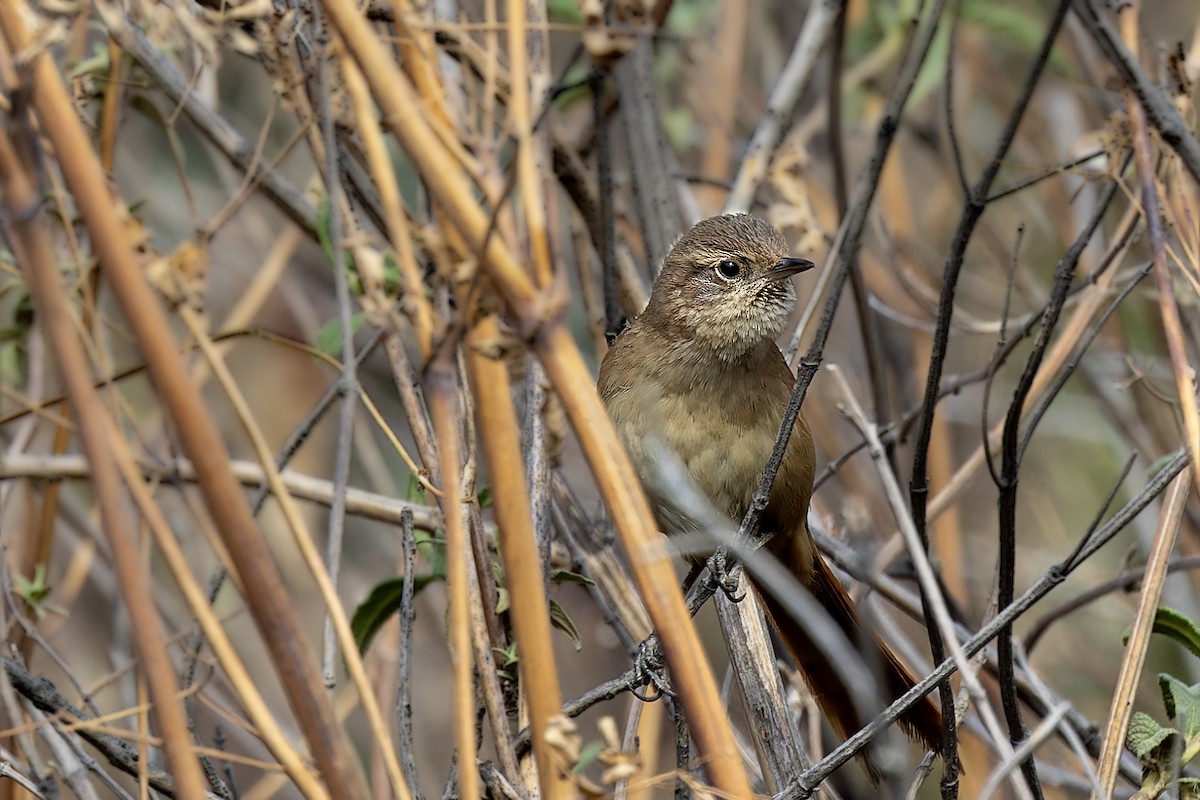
707,550 -> 745,603
632,634 -> 673,701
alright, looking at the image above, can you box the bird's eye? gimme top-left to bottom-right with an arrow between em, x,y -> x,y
715,260 -> 741,280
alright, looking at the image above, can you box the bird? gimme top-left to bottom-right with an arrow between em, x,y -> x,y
597,213 -> 941,777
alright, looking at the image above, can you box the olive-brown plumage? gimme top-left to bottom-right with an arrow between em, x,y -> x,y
599,214 -> 940,776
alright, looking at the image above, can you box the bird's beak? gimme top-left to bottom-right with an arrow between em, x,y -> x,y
763,257 -> 816,282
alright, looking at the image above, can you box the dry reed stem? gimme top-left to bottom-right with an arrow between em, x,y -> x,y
321,2 -> 751,791
341,57 -> 434,360
1091,468 -> 1190,799
178,307 -> 411,800
466,314 -> 571,798
714,584 -> 808,787
0,126 -> 207,796
532,324 -> 751,794
424,352 -> 479,800
0,4 -> 370,793
240,688 -> 362,800
506,0 -> 555,289
99,418 -> 328,800
1090,4 -> 1200,790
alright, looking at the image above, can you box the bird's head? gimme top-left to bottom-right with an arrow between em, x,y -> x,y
645,214 -> 815,361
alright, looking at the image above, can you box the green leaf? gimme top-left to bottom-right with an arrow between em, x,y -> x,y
550,569 -> 595,586
0,341 -> 24,388
1160,674 -> 1200,740
573,743 -> 604,772
1127,711 -> 1177,760
573,740 -> 604,774
14,564 -> 51,605
316,196 -> 358,285
1151,606 -> 1200,661
496,585 -> 510,615
549,599 -> 583,652
1148,452 -> 1178,474
381,252 -> 401,294
493,643 -> 519,670
425,539 -> 447,579
960,1 -> 1071,72
404,472 -> 425,503
477,487 -> 493,509
315,311 -> 367,358
13,565 -> 66,621
546,0 -> 582,24
351,573 -> 438,654
67,44 -> 111,79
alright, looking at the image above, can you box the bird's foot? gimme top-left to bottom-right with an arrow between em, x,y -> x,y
707,550 -> 746,603
631,634 -> 673,702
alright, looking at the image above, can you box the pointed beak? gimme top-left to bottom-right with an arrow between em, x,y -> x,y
763,257 -> 816,282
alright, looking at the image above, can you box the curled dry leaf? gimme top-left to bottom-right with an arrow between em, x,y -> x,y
596,715 -> 642,785
544,713 -> 582,764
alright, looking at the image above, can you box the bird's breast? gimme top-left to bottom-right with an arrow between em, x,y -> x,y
600,336 -> 814,535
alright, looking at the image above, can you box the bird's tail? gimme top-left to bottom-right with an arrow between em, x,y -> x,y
756,533 -> 942,779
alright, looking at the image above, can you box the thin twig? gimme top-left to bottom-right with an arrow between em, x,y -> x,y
315,1 -> 360,690
785,448 -> 1190,796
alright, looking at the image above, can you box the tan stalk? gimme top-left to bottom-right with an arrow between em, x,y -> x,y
320,1 -> 751,791
386,1 -> 481,181
0,126 -> 206,798
425,347 -> 480,799
1093,3 -> 1200,794
341,56 -> 434,360
177,307 -> 412,800
100,417 -> 329,800
1091,468 -> 1191,798
466,313 -> 571,798
506,0 -> 555,288
0,3 -> 371,792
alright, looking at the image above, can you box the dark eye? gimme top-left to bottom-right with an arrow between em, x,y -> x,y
716,260 -> 741,280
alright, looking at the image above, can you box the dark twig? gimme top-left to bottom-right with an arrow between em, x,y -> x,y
672,696 -> 691,799
942,0 -> 970,197
907,4 -> 1070,788
784,448 -> 1190,797
1070,0 -> 1200,184
1026,553 -> 1200,654
829,0 -> 894,474
313,0 -> 359,689
987,149 -> 1107,203
397,509 -> 424,800
3,657 -> 176,796
981,224 -> 1025,488
592,69 -> 623,341
737,0 -> 948,578
1020,257 -> 1152,460
992,150 -> 1122,799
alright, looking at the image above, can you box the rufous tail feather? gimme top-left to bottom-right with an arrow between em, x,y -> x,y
756,533 -> 942,782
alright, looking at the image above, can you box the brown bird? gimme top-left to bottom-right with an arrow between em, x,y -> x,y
598,214 -> 941,773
